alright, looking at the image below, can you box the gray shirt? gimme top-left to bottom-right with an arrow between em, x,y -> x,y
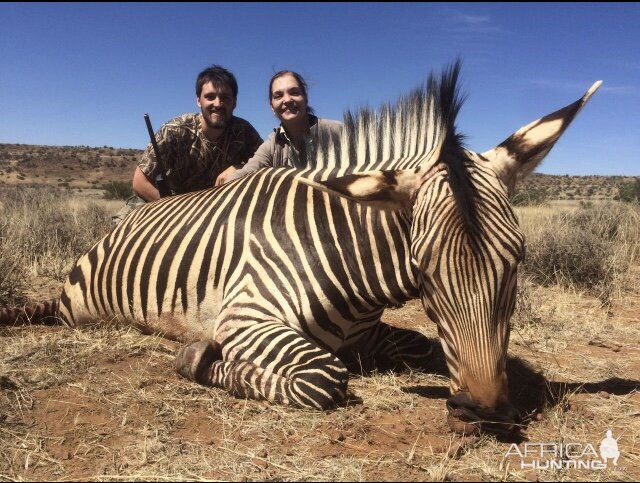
227,115 -> 342,182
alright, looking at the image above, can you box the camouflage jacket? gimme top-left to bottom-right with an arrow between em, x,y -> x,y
139,113 -> 262,195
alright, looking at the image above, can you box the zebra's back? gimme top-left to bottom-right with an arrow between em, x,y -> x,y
59,168 -> 418,351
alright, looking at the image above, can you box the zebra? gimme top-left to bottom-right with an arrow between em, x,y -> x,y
1,62 -> 601,434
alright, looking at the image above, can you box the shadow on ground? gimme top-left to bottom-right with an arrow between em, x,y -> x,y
353,337 -> 640,442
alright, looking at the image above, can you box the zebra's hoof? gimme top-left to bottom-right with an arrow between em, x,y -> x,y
175,340 -> 222,384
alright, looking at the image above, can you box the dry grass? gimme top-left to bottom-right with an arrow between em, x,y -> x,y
1,189 -> 639,481
0,187 -> 115,304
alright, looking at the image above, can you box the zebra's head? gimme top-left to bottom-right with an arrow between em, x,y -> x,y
314,64 -> 601,434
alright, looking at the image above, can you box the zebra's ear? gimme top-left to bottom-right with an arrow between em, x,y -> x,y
313,170 -> 421,210
482,81 -> 602,194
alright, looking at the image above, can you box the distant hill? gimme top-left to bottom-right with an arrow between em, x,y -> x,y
0,143 -> 637,200
513,172 -> 637,202
0,143 -> 140,191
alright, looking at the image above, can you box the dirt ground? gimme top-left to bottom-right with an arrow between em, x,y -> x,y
1,273 -> 638,482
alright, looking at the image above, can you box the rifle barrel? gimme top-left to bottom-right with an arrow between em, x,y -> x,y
143,114 -> 170,197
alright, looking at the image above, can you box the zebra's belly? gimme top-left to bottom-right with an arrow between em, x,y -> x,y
59,264 -> 222,343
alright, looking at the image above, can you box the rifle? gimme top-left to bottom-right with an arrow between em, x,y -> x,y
144,113 -> 171,198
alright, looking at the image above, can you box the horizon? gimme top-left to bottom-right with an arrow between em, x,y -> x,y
3,140 -> 637,180
1,3 -> 639,176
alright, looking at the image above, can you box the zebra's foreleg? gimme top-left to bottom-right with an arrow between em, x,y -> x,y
175,322 -> 349,410
338,321 -> 433,372
174,339 -> 224,384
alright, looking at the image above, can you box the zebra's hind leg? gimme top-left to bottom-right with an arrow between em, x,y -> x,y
338,321 -> 433,373
175,322 -> 349,410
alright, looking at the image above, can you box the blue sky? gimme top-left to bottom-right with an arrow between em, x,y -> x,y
1,2 -> 638,175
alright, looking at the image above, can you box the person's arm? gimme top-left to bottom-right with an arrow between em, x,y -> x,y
133,166 -> 160,201
224,133 -> 276,183
213,120 -> 263,187
214,165 -> 239,187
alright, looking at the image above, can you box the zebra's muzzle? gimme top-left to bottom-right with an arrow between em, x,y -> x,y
446,393 -> 519,435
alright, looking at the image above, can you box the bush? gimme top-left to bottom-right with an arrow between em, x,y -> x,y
522,203 -> 639,304
510,186 -> 548,206
103,180 -> 133,200
524,223 -> 611,289
615,179 -> 640,203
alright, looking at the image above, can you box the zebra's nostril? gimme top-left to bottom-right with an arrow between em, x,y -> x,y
446,394 -> 519,434
446,393 -> 483,434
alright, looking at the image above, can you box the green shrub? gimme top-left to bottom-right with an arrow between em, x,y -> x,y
579,200 -> 593,209
510,186 -> 548,206
615,179 -> 640,203
103,180 -> 133,200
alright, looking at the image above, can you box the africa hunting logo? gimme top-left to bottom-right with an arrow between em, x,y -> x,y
503,429 -> 623,470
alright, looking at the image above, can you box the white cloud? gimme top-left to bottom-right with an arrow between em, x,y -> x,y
444,9 -> 504,33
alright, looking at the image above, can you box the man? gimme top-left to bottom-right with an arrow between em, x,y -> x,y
112,65 -> 262,225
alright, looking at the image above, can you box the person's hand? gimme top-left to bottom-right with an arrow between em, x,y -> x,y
215,165 -> 238,187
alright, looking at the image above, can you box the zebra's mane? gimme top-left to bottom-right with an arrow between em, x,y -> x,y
312,60 -> 467,176
310,60 -> 479,230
